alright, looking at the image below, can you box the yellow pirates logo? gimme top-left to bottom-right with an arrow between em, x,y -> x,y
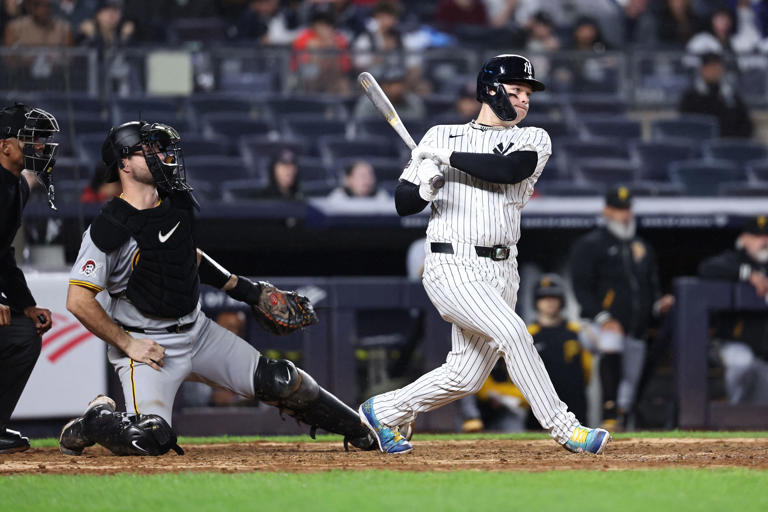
758,216 -> 767,229
631,240 -> 646,262
618,187 -> 629,201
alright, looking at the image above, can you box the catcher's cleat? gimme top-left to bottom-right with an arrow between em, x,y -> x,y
358,398 -> 413,454
563,425 -> 611,455
59,395 -> 116,456
0,429 -> 30,454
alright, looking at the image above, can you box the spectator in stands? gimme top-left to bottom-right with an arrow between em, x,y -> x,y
698,216 -> 768,405
76,0 -> 134,48
328,160 -> 389,201
621,0 -> 656,46
656,0 -> 700,47
571,15 -> 611,52
58,0 -> 99,31
291,4 -> 352,94
524,10 -> 560,53
454,81 -> 480,122
232,0 -> 302,44
687,4 -> 762,55
80,163 -> 121,203
257,149 -> 303,200
3,0 -> 72,47
569,187 -> 674,431
352,1 -> 422,88
483,0 -> 520,28
354,68 -> 425,120
434,0 -> 488,27
678,52 -> 753,138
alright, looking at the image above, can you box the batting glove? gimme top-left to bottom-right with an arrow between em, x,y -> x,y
411,145 -> 452,166
416,159 -> 443,201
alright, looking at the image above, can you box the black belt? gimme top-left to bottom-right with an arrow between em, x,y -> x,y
430,242 -> 511,261
119,321 -> 195,334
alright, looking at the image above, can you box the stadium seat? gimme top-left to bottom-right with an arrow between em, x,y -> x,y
114,97 -> 182,122
568,95 -> 628,115
184,156 -> 254,182
577,158 -> 639,187
37,93 -> 104,117
333,156 -> 404,183
204,113 -> 274,139
269,96 -> 347,120
319,135 -> 398,163
669,159 -> 745,196
561,137 -> 631,161
284,115 -> 348,140
423,95 -> 456,118
719,182 -> 768,197
168,18 -> 228,44
582,117 -> 642,141
239,135 -> 314,163
52,161 -> 91,182
651,115 -> 719,141
631,139 -> 699,181
220,178 -> 268,201
181,134 -> 234,158
747,160 -> 768,181
703,139 -> 768,166
297,156 -> 336,195
535,180 -> 604,196
518,116 -> 570,137
355,118 -> 427,143
189,96 -> 268,121
77,133 -> 108,163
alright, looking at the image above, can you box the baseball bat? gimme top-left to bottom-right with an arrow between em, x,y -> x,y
357,72 -> 445,189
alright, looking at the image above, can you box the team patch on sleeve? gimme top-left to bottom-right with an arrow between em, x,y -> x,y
77,258 -> 102,277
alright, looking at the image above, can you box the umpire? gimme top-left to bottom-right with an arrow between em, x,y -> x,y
0,103 -> 58,453
569,187 -> 674,430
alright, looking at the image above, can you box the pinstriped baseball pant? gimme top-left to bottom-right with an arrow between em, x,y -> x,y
372,245 -> 579,444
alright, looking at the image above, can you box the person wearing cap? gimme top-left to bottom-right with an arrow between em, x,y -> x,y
0,102 -> 58,454
678,51 -> 753,139
698,216 -> 768,405
569,186 -> 674,430
256,150 -> 303,200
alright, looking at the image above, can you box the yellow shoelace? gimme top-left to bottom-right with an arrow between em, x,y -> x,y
570,427 -> 589,444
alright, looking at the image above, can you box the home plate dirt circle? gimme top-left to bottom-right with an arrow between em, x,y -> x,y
1,439 -> 767,475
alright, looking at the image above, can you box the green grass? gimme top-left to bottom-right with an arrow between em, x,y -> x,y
27,429 -> 768,448
1,469 -> 766,512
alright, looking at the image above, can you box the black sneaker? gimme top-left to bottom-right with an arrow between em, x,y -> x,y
0,429 -> 30,454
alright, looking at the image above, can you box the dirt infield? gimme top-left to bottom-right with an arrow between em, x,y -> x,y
1,438 -> 767,475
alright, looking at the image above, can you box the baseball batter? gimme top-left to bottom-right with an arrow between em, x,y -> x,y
359,55 -> 610,454
59,121 -> 375,456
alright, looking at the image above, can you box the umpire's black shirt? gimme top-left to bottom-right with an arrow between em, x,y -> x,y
569,227 -> 661,339
0,165 -> 35,312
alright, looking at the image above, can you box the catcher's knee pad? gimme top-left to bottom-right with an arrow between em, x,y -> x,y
83,408 -> 184,456
253,356 -> 376,451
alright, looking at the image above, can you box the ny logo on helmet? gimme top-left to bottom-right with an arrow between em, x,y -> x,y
524,60 -> 533,78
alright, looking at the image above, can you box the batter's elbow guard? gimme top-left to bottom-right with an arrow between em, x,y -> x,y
253,357 -> 376,451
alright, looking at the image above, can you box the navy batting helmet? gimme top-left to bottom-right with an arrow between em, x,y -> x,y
534,273 -> 565,302
476,54 -> 545,122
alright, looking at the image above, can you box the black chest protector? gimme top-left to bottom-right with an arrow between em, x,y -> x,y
90,192 -> 200,319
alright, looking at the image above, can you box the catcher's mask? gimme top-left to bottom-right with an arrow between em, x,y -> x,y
476,54 -> 545,122
102,121 -> 193,197
0,103 -> 60,209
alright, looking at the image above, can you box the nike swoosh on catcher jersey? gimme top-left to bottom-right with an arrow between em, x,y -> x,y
158,221 -> 181,243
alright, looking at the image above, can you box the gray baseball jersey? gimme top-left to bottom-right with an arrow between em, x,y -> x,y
371,121 -> 580,444
70,227 -> 260,424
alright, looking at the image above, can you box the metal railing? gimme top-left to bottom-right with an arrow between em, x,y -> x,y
1,47 -> 766,106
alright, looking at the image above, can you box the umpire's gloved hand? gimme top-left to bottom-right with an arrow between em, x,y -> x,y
416,159 -> 443,201
412,145 -> 452,166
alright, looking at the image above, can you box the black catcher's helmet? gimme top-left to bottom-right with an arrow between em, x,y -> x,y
476,54 -> 545,122
0,102 -> 60,209
534,273 -> 566,304
102,121 -> 195,200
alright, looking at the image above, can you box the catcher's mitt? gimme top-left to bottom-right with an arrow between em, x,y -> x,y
228,277 -> 318,336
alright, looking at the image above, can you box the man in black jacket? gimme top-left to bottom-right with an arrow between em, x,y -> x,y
0,103 -> 59,453
569,187 -> 674,429
698,216 -> 768,404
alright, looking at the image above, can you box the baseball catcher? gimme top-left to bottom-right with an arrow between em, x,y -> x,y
59,120 -> 374,456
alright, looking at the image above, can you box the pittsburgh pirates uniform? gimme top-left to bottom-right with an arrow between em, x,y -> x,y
370,121 -> 580,444
69,206 -> 260,423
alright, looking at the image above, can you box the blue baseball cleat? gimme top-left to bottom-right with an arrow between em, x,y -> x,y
563,425 -> 611,454
358,398 -> 413,454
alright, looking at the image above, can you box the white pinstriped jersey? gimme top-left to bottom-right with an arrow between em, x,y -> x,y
400,121 -> 552,247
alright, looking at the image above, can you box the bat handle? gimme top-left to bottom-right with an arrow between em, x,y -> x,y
430,174 -> 445,190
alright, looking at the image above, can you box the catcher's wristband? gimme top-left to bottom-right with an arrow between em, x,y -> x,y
227,276 -> 263,304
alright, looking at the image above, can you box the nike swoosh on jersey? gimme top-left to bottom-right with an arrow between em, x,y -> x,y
449,134 -> 464,139
158,221 -> 181,243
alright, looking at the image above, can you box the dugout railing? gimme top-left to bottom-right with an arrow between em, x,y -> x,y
674,277 -> 768,429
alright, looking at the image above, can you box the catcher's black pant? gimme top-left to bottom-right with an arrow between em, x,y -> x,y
0,314 -> 41,430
